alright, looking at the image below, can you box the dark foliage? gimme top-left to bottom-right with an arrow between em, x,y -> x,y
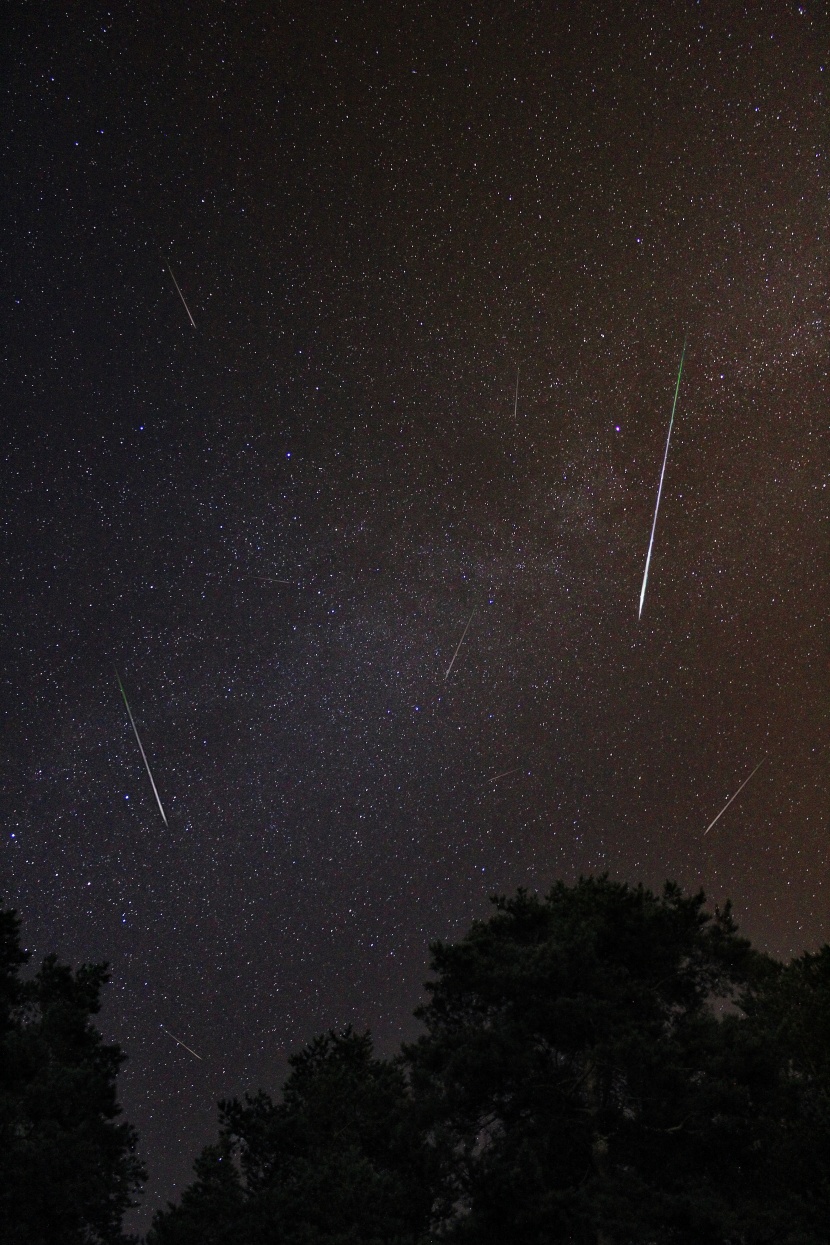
150,878 -> 830,1243
405,877 -> 773,1243
733,944 -> 830,1242
147,1027 -> 437,1245
405,876 -> 830,1244
0,907 -> 145,1245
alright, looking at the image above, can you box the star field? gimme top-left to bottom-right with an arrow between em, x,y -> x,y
2,2 -> 828,1231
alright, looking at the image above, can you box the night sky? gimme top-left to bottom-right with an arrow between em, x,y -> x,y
3,1 -> 827,1231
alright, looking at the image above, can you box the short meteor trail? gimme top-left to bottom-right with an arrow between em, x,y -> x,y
702,756 -> 766,836
165,262 -> 196,328
444,609 -> 475,681
638,337 -> 688,618
513,367 -> 520,420
115,670 -> 168,827
489,766 -> 521,784
161,1027 -> 202,1060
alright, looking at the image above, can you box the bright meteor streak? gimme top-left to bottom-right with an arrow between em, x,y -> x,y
513,367 -> 520,420
702,756 -> 766,836
161,1026 -> 202,1060
638,337 -> 688,618
115,670 -> 168,826
165,262 -> 196,328
444,609 -> 475,681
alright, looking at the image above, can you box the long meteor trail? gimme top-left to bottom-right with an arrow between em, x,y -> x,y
513,367 -> 520,420
444,609 -> 475,681
702,756 -> 766,836
638,337 -> 688,618
165,262 -> 196,328
115,670 -> 168,826
161,1027 -> 203,1060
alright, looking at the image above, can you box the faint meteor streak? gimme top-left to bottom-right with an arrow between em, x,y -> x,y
513,367 -> 520,420
489,766 -> 521,784
444,609 -> 475,681
638,337 -> 688,618
702,756 -> 766,836
115,670 -> 168,827
165,262 -> 196,328
161,1027 -> 202,1060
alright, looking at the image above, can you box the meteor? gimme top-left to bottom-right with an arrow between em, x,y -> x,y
161,1026 -> 203,1060
513,367 -> 520,420
489,766 -> 521,784
702,756 -> 766,836
165,261 -> 196,328
638,337 -> 688,618
115,670 -> 168,826
444,609 -> 475,681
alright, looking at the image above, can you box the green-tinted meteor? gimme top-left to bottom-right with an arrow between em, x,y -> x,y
115,669 -> 168,826
638,337 -> 688,619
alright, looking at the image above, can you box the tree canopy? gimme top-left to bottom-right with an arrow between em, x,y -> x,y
407,878 -> 774,1243
146,1027 -> 436,1245
151,877 -> 830,1244
8,878 -> 830,1244
0,907 -> 145,1245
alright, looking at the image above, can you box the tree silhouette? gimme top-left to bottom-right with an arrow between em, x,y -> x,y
0,908 -> 145,1245
148,878 -> 830,1243
405,877 -> 782,1243
147,1027 -> 436,1245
